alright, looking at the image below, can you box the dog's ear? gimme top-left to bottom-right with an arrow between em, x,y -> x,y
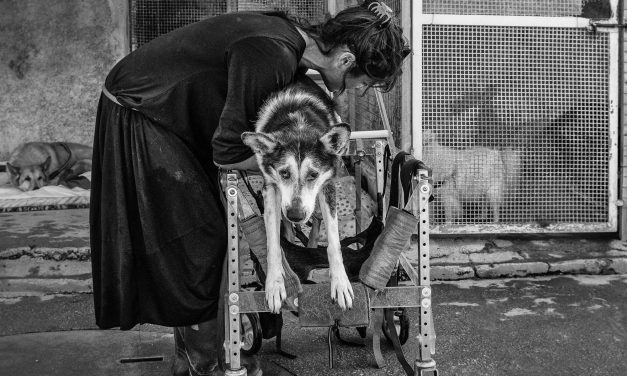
41,156 -> 52,173
6,163 -> 19,176
320,123 -> 351,155
241,132 -> 278,155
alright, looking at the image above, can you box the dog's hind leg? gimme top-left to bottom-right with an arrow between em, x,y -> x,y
71,159 -> 92,176
488,199 -> 500,223
486,185 -> 503,223
440,182 -> 462,224
263,184 -> 287,313
319,183 -> 354,310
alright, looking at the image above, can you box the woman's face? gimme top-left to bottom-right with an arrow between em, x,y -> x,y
344,72 -> 372,91
322,69 -> 372,94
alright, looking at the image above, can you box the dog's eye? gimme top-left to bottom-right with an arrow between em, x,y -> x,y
37,177 -> 43,181
306,172 -> 319,181
279,170 -> 291,180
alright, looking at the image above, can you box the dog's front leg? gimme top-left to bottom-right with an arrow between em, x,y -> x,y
440,181 -> 462,224
319,183 -> 353,310
263,184 -> 285,313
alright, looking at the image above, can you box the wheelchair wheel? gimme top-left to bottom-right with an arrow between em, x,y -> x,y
382,309 -> 410,346
240,312 -> 263,356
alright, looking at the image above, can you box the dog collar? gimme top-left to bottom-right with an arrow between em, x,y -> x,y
48,143 -> 73,181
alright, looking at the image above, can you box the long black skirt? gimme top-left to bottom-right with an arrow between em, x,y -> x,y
90,94 -> 227,329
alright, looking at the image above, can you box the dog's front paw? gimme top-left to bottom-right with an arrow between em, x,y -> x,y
265,270 -> 286,314
330,271 -> 354,311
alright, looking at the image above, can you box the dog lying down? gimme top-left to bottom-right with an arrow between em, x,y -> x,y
242,79 -> 354,313
6,142 -> 93,191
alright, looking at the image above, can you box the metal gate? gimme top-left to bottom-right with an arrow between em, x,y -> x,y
413,0 -> 620,234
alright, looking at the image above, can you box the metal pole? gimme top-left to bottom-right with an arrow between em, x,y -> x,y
617,0 -> 626,239
328,0 -> 337,16
225,174 -> 246,376
413,171 -> 437,375
350,130 -> 390,139
411,0 -> 424,159
374,90 -> 398,155
375,140 -> 387,221
401,0 -> 412,152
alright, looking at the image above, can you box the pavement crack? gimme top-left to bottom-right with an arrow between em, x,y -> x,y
270,360 -> 298,375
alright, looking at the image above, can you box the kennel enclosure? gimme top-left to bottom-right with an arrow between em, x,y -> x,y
413,0 -> 620,234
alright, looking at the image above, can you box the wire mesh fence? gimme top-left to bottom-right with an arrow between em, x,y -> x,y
130,0 -> 227,49
422,25 -> 610,226
130,0 -> 329,49
237,0 -> 328,22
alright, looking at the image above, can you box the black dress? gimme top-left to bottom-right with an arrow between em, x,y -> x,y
90,12 -> 306,329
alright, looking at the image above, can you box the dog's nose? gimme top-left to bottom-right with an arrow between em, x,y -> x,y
286,207 -> 306,223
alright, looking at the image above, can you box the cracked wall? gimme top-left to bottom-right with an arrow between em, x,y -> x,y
0,0 -> 128,160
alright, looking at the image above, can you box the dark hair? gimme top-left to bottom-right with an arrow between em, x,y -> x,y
289,1 -> 411,92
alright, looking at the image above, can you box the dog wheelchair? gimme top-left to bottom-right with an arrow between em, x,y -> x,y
220,130 -> 438,376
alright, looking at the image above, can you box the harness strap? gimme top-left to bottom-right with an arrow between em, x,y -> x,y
386,273 -> 414,376
400,159 -> 434,205
48,143 -> 73,181
385,308 -> 414,376
382,144 -> 391,199
389,150 -> 410,209
239,171 -> 264,213
371,309 -> 386,368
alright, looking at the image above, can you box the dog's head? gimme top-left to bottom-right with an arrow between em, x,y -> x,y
242,123 -> 350,224
6,157 -> 51,191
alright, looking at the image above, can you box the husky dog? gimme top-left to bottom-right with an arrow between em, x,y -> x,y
422,131 -> 520,223
6,142 -> 93,191
242,81 -> 353,313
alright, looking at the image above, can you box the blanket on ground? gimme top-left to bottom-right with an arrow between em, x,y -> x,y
0,171 -> 91,211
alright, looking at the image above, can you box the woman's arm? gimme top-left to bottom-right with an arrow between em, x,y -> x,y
211,37 -> 300,166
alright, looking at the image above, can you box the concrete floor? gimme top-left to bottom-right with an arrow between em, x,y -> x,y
2,274 -> 626,376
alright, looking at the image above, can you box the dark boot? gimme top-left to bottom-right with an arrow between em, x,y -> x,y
171,320 -> 223,376
171,326 -> 189,376
171,326 -> 190,376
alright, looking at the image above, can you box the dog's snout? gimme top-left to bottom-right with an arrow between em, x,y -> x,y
285,198 -> 307,223
286,206 -> 306,223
